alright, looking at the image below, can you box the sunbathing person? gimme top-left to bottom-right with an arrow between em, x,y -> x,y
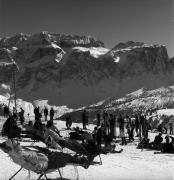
161,135 -> 174,153
150,133 -> 163,150
137,133 -> 163,150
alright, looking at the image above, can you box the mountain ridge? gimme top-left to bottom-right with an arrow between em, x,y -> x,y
0,31 -> 174,108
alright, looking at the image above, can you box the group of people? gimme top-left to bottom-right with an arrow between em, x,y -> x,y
2,105 -> 174,156
138,132 -> 174,153
82,111 -> 150,147
34,106 -> 55,122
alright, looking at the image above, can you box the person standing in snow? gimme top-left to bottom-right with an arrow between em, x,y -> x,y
44,107 -> 48,121
118,114 -> 127,145
66,114 -> 72,130
104,113 -> 110,135
96,124 -> 106,147
82,109 -> 88,129
169,123 -> 173,135
126,115 -> 132,142
50,107 -> 55,122
19,107 -> 25,125
141,115 -> 148,139
135,114 -> 140,137
34,107 -> 39,121
109,114 -> 115,139
96,112 -> 101,127
139,114 -> 145,141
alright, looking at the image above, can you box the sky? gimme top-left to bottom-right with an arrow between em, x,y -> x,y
0,0 -> 173,57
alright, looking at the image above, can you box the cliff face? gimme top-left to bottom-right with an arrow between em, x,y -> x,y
0,32 -> 173,108
104,43 -> 171,76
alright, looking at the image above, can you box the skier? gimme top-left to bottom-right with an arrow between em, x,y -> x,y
44,107 -> 48,121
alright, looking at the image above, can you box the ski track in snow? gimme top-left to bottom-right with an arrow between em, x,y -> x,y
0,119 -> 174,180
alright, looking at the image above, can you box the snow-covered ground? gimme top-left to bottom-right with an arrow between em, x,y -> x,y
0,118 -> 174,180
157,109 -> 174,116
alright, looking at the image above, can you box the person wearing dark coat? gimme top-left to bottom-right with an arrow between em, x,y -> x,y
109,114 -> 115,139
82,110 -> 88,130
3,105 -> 9,118
66,114 -> 72,130
19,107 -> 25,125
118,114 -> 126,145
169,123 -> 173,135
44,107 -> 48,121
96,124 -> 106,147
141,115 -> 148,139
151,133 -> 163,150
34,107 -> 41,121
50,107 -> 55,122
96,113 -> 101,127
135,114 -> 140,137
161,135 -> 170,153
157,123 -> 163,133
1,115 -> 21,139
34,107 -> 37,120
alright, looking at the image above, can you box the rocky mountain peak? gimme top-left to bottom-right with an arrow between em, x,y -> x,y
113,41 -> 145,50
0,32 -> 173,108
0,31 -> 104,50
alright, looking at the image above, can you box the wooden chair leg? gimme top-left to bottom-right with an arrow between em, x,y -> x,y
28,170 -> 31,180
58,168 -> 63,180
43,173 -> 48,180
99,154 -> 102,165
9,167 -> 23,180
37,173 -> 43,180
74,166 -> 79,180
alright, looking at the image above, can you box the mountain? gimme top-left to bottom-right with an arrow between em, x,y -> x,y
0,32 -> 173,108
60,86 -> 174,124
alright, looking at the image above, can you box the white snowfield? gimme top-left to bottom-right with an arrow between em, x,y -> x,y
0,120 -> 174,180
73,47 -> 110,58
157,109 -> 174,116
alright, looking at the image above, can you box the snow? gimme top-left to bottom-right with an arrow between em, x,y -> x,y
127,88 -> 144,97
0,119 -> 174,180
1,84 -> 10,91
157,109 -> 174,116
0,62 -> 15,67
112,44 -> 165,54
73,47 -> 110,58
49,43 -> 62,50
89,100 -> 106,107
